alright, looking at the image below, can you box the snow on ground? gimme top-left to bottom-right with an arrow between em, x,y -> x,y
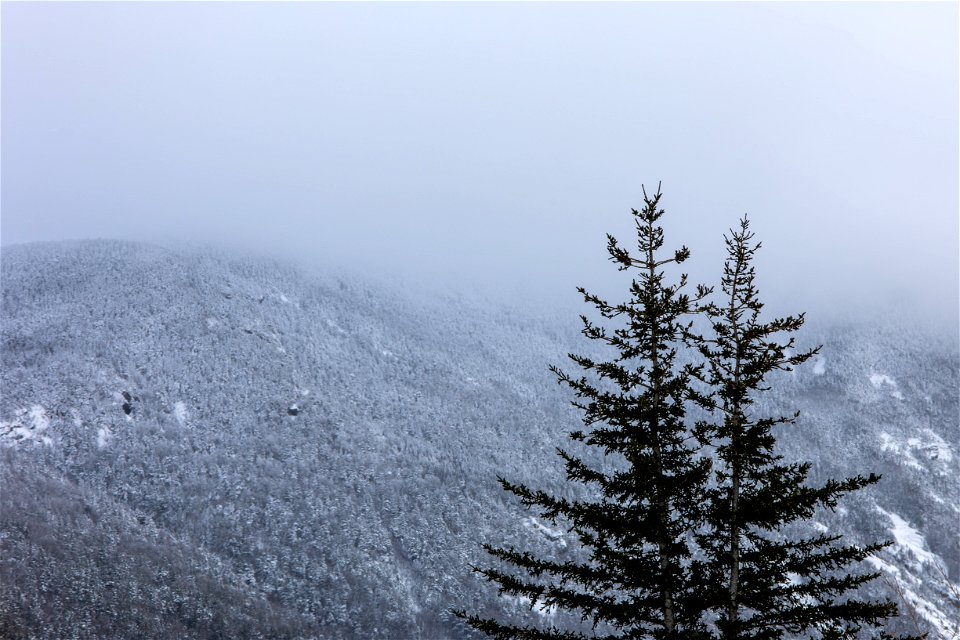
173,401 -> 188,425
869,556 -> 960,640
869,509 -> 959,639
0,405 -> 51,445
812,356 -> 826,375
97,427 -> 112,449
525,517 -> 567,548
28,406 -> 50,431
880,430 -> 955,475
392,563 -> 421,615
918,429 -> 954,463
866,554 -> 902,579
876,507 -> 938,568
880,432 -> 924,471
870,373 -> 897,388
870,372 -> 905,399
899,586 -> 960,640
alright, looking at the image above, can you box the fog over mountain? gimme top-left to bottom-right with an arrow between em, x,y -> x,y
2,2 -> 958,322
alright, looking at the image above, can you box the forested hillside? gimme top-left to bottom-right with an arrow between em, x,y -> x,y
1,240 -> 957,639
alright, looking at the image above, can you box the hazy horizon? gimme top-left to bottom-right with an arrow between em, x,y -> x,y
3,2 -> 957,325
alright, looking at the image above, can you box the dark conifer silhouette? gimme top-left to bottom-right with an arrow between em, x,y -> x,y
457,196 -> 919,639
455,186 -> 712,639
692,217 -> 914,639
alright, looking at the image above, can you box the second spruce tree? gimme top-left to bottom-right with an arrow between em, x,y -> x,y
692,217 -> 908,639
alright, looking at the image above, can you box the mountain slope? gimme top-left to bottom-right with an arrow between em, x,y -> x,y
1,240 -> 957,638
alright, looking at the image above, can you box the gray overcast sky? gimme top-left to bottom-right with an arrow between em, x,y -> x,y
2,2 -> 957,323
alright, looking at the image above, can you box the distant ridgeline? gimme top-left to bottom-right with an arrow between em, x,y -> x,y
1,240 -> 957,639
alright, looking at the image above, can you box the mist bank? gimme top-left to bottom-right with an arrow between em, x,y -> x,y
131,232 -> 960,341
4,3 -> 956,338
2,234 -> 956,341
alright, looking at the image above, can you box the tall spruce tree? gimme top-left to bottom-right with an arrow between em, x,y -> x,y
455,186 -> 712,639
692,217 -> 911,639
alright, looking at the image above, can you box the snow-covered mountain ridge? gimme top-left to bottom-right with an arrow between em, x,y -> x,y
1,240 -> 957,638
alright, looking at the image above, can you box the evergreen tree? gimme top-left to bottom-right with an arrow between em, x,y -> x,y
692,217 -> 912,639
455,186 -> 712,639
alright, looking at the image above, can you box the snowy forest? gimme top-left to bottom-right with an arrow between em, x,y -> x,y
1,236 -> 957,638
